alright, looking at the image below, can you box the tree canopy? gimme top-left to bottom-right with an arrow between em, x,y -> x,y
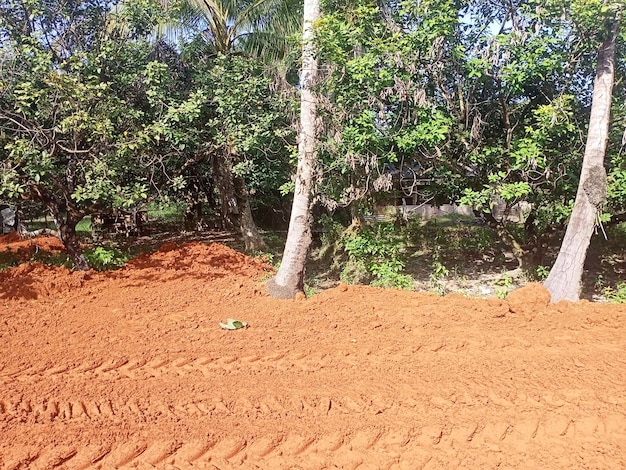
0,0 -> 624,299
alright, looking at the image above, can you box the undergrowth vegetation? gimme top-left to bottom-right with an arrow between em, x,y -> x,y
84,247 -> 130,271
603,283 -> 626,303
306,217 -> 626,299
340,223 -> 414,290
1,208 -> 624,301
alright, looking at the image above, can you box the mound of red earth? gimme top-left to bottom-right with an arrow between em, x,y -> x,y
0,232 -> 65,260
1,238 -> 625,469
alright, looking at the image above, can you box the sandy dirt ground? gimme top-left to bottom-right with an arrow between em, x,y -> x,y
1,234 -> 626,469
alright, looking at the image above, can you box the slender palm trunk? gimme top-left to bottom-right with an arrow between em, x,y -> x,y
267,0 -> 320,299
544,14 -> 620,302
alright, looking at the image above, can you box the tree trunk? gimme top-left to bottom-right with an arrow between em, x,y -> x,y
267,0 -> 320,299
47,203 -> 89,271
184,180 -> 205,232
183,198 -> 204,231
59,217 -> 89,271
213,153 -> 266,250
233,174 -> 267,252
544,14 -> 620,302
213,156 -> 238,230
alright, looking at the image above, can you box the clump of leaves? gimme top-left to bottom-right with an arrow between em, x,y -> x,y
341,223 -> 414,290
494,274 -> 514,300
603,283 -> 626,304
534,265 -> 550,281
84,246 -> 130,271
429,250 -> 449,296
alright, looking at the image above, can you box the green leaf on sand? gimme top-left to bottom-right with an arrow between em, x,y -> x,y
219,318 -> 248,330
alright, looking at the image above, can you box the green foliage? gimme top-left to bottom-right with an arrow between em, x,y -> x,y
315,0 -> 455,209
31,251 -> 73,269
458,95 -> 582,228
339,258 -> 369,285
84,247 -> 130,271
319,214 -> 344,249
427,229 -> 450,295
0,0 -> 188,230
184,52 -> 295,210
1,0 -> 624,279
607,152 -> 626,215
494,275 -> 514,300
534,265 -> 550,281
428,257 -> 449,296
407,220 -> 497,257
146,201 -> 186,224
603,282 -> 626,304
341,223 -> 413,289
0,250 -> 20,271
304,284 -> 319,298
311,0 -> 626,271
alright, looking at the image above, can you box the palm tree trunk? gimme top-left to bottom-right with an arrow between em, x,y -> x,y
544,13 -> 620,302
267,0 -> 320,299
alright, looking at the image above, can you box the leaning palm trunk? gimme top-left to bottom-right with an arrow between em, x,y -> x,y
267,0 -> 320,299
544,12 -> 620,302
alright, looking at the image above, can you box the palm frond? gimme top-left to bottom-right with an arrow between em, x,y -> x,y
174,0 -> 302,57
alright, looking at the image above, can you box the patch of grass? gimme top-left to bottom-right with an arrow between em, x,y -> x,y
304,284 -> 319,297
146,201 -> 186,224
252,250 -> 275,266
0,251 -> 20,270
31,251 -> 73,268
0,245 -> 73,270
407,220 -> 497,255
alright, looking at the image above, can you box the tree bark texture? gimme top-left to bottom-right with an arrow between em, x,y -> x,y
268,0 -> 320,299
213,155 -> 239,230
29,184 -> 90,270
233,174 -> 267,252
544,15 -> 619,302
48,202 -> 89,271
213,154 -> 266,250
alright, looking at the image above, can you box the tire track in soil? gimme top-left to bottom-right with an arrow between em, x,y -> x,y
4,415 -> 626,470
3,352 -> 626,429
0,351 -> 342,383
0,392 -> 397,423
3,398 -> 626,466
4,386 -> 624,469
2,340 -> 465,384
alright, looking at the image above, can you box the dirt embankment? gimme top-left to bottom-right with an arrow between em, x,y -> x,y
1,235 -> 625,469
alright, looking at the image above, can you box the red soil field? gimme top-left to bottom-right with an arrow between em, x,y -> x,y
1,234 -> 625,469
